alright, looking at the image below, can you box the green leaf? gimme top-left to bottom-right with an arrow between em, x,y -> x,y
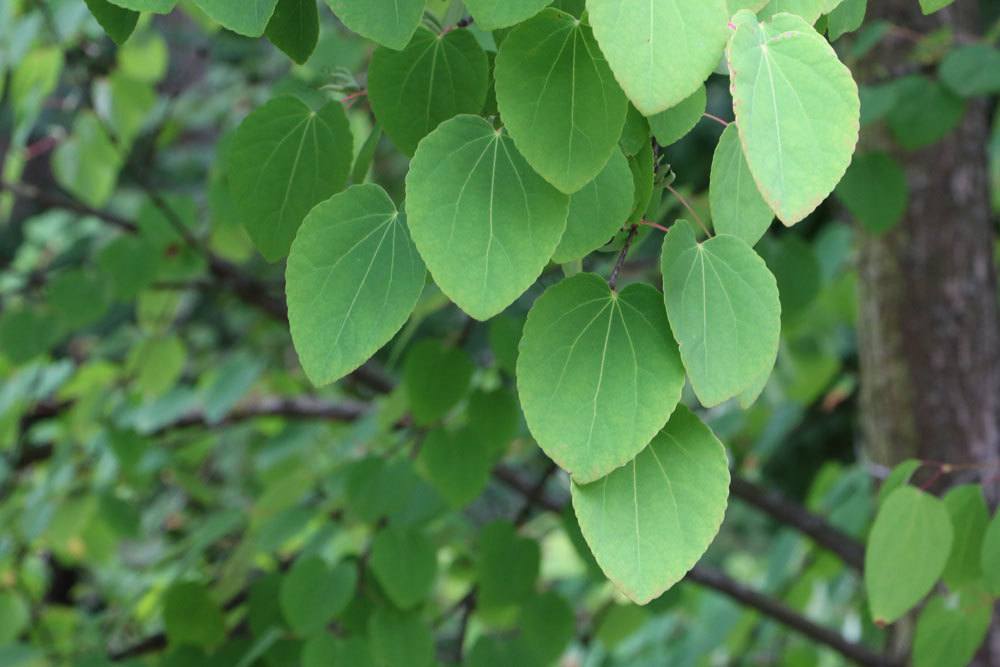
913,590 -> 992,667
476,521 -> 540,610
279,556 -> 357,636
403,340 -> 474,425
0,593 -> 30,644
876,459 -> 921,506
370,525 -> 438,609
586,0 -> 730,115
98,235 -> 161,301
619,104 -> 650,157
368,27 -> 489,156
191,0 -> 279,36
107,0 -> 176,11
463,0 -> 551,30
827,0 -> 866,41
0,306 -> 58,365
404,115 -> 569,320
941,484 -> 989,588
520,592 -> 575,664
647,85 -> 706,147
834,152 -> 908,234
417,427 -> 493,507
727,10 -> 860,225
886,76 -> 965,150
939,45 -> 1000,97
494,8 -> 628,194
265,0 -> 319,64
552,149 -> 634,263
325,0 -> 425,50
285,184 -> 425,386
918,0 -> 955,15
46,269 -> 111,330
864,486 -> 953,625
517,273 -> 685,483
227,96 -> 353,261
52,111 -> 122,209
571,405 -> 730,605
660,222 -> 781,407
162,582 -> 226,649
85,0 -> 138,44
982,510 -> 1000,595
709,123 -> 773,246
759,0 -> 824,23
368,608 -> 435,667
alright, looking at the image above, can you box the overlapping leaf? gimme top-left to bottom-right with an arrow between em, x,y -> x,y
405,115 -> 568,320
552,150 -> 634,263
286,184 -> 425,386
709,124 -> 773,246
660,222 -> 781,407
464,0 -> 552,30
587,0 -> 730,115
227,96 -> 353,261
572,406 -> 730,604
192,0 -> 279,36
865,486 -> 954,625
727,10 -> 860,225
368,27 -> 489,156
517,273 -> 685,483
495,8 -> 628,193
325,0 -> 424,50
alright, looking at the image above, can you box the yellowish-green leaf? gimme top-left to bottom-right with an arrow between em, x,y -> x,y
405,115 -> 568,320
517,273 -> 685,483
572,406 -> 730,604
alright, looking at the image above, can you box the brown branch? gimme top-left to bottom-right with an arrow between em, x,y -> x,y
729,477 -> 865,571
684,567 -> 895,667
608,224 -> 639,291
492,466 -> 892,667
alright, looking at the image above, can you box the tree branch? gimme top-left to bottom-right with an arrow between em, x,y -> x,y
492,466 -> 893,667
729,477 -> 865,571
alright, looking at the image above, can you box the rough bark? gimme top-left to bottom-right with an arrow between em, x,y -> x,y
858,1 -> 1000,495
857,1 -> 1000,664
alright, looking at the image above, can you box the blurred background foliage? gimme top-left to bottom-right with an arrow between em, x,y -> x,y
0,1 -> 999,666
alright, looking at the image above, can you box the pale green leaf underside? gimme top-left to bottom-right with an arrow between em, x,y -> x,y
864,486 -> 954,624
727,10 -> 860,225
709,123 -> 773,246
325,0 -> 424,50
464,0 -> 552,30
660,222 -> 781,407
227,97 -> 353,261
586,0 -> 730,115
286,184 -> 425,386
368,27 -> 489,156
405,115 -> 569,320
495,9 -> 628,194
517,273 -> 685,483
572,405 -> 730,604
553,149 -> 634,263
192,0 -> 279,36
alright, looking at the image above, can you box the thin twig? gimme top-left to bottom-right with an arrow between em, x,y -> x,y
703,112 -> 730,127
608,224 -> 639,291
665,184 -> 711,238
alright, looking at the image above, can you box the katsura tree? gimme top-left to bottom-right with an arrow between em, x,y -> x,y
1,0 -> 998,666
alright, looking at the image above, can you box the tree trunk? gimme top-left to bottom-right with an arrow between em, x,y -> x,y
856,1 -> 1000,663
858,0 -> 1000,492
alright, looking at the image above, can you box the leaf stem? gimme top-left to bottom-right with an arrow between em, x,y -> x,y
665,183 -> 711,238
609,224 -> 639,291
703,112 -> 730,127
